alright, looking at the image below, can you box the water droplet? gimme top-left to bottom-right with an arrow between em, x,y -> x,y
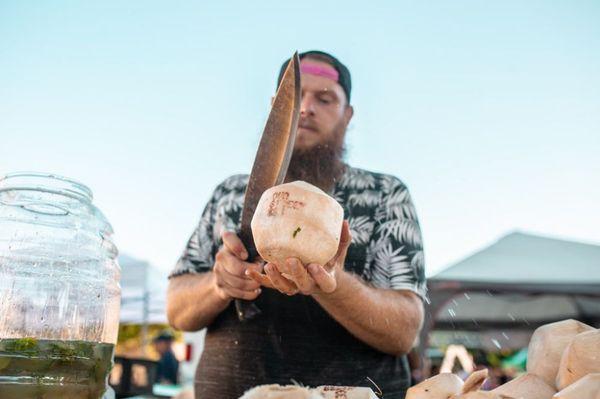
424,296 -> 431,305
448,309 -> 456,317
502,332 -> 510,340
492,339 -> 502,349
234,340 -> 238,345
507,313 -> 516,321
452,299 -> 459,307
463,292 -> 471,300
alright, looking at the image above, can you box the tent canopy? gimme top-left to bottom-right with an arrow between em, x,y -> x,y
421,231 -> 600,351
432,231 -> 600,292
119,254 -> 168,325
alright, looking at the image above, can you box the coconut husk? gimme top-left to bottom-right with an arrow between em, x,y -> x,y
462,369 -> 489,393
553,373 -> 600,399
454,393 -> 517,399
492,373 -> 556,399
315,386 -> 379,399
556,330 -> 600,391
527,319 -> 594,389
239,384 -> 324,399
406,373 -> 464,399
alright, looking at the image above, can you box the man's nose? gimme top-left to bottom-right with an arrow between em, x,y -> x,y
300,94 -> 316,117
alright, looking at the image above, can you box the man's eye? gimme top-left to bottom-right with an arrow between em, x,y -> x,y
318,97 -> 332,104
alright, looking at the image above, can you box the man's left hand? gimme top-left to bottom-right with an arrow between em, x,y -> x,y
248,220 -> 352,295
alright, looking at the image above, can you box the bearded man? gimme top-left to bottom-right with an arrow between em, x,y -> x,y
167,50 -> 427,399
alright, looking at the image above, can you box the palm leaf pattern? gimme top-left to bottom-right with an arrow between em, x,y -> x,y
349,216 -> 375,245
196,221 -> 214,264
376,183 -> 418,221
362,234 -> 388,281
171,167 -> 426,300
216,190 -> 243,215
348,190 -> 381,208
375,219 -> 422,248
372,243 -> 408,288
338,168 -> 376,190
332,189 -> 346,204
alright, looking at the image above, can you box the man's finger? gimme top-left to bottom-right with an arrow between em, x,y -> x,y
221,230 -> 248,260
308,264 -> 337,293
287,258 -> 315,294
247,269 -> 275,289
222,272 -> 261,291
218,251 -> 258,278
265,263 -> 298,295
223,286 -> 262,301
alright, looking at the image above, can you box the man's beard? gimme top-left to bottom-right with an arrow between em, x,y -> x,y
285,120 -> 347,193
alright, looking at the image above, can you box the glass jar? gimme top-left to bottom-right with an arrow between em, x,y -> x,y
0,172 -> 121,399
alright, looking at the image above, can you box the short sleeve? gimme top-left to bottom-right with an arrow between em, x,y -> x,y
367,178 -> 427,300
169,194 -> 218,278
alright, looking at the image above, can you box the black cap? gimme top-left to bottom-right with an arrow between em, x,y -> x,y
153,330 -> 175,343
277,50 -> 352,103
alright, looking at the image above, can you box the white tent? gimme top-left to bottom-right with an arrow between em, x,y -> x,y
118,254 -> 168,325
419,231 -> 600,352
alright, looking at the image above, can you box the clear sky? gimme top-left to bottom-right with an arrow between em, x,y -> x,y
2,1 -> 599,277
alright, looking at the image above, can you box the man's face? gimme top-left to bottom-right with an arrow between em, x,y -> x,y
294,59 -> 353,150
153,340 -> 169,354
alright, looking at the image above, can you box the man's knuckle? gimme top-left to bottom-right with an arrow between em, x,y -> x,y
244,290 -> 258,300
232,262 -> 246,276
215,251 -> 226,263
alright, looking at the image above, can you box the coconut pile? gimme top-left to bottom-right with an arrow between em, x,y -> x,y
247,182 -> 599,398
238,384 -> 378,399
238,318 -> 599,399
407,319 -> 599,399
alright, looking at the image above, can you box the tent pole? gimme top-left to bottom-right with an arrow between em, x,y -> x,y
142,290 -> 149,356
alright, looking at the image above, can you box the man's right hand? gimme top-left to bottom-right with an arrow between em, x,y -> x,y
212,230 -> 264,301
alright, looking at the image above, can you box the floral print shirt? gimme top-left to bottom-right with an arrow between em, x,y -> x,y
171,165 -> 426,300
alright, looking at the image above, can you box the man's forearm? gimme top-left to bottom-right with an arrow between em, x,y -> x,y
166,272 -> 231,331
313,271 -> 424,356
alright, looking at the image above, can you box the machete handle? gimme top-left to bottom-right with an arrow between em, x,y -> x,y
235,230 -> 262,321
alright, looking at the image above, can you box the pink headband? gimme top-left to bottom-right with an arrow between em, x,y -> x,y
300,62 -> 339,81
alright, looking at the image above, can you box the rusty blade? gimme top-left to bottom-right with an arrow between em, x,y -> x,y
239,52 -> 301,256
235,52 -> 300,321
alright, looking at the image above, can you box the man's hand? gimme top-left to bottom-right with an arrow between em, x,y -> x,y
248,221 -> 352,296
213,230 -> 264,301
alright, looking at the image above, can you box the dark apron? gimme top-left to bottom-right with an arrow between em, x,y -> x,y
194,287 -> 411,399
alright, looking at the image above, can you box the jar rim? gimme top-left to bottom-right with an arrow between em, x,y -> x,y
0,172 -> 94,203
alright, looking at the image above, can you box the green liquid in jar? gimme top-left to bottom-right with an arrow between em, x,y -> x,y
0,338 -> 114,399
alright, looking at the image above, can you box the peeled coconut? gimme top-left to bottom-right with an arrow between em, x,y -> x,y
454,393 -> 515,399
406,373 -> 464,399
492,373 -> 556,399
251,181 -> 344,271
553,373 -> 600,399
315,386 -> 378,399
527,319 -> 595,388
556,329 -> 600,391
239,384 -> 324,399
461,369 -> 489,394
